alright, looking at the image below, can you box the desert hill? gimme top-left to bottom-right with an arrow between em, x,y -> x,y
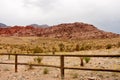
0,22 -> 119,39
0,23 -> 8,28
28,24 -> 49,28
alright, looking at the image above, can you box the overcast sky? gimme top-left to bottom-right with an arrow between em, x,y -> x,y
0,0 -> 120,33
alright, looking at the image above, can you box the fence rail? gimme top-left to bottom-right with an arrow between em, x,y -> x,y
0,53 -> 120,79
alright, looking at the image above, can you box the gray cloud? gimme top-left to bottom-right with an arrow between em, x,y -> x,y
0,0 -> 120,33
23,0 -> 60,12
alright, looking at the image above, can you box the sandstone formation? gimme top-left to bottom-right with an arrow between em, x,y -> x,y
0,22 -> 119,39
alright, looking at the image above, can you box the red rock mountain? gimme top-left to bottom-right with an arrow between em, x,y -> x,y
0,22 -> 119,39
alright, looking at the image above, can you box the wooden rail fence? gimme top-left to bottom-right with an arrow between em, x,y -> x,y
0,53 -> 120,79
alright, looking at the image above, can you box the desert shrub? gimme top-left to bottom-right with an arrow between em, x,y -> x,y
4,45 -> 14,60
80,46 -> 85,51
52,47 -> 56,54
72,73 -> 78,79
25,46 -> 31,54
80,44 -> 92,51
75,44 -> 80,51
18,45 -> 25,52
58,43 -> 65,52
65,45 -> 74,52
34,56 -> 43,64
106,44 -> 112,49
117,42 -> 120,48
43,68 -> 49,74
3,68 -> 10,71
0,46 -> 2,49
95,45 -> 103,49
80,57 -> 91,66
84,57 -> 90,63
27,61 -> 34,70
52,51 -> 55,54
33,46 -> 43,53
84,44 -> 92,50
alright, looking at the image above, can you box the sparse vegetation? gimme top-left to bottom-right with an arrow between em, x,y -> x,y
106,44 -> 112,49
84,57 -> 91,63
4,44 -> 14,60
72,73 -> 79,79
34,56 -> 43,64
27,61 -> 34,70
33,46 -> 43,53
43,68 -> 49,74
75,44 -> 80,51
0,36 -> 120,80
58,43 -> 65,52
0,37 -> 120,53
80,57 -> 91,66
0,46 -> 2,49
117,42 -> 120,48
95,45 -> 103,49
52,47 -> 56,54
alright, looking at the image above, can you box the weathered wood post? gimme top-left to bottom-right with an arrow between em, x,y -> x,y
60,55 -> 64,79
80,57 -> 84,66
15,54 -> 18,72
8,54 -> 11,60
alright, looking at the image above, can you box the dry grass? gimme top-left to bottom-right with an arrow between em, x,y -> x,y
0,36 -> 120,80
0,37 -> 120,54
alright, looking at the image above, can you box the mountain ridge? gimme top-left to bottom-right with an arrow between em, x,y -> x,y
0,22 -> 119,39
0,23 -> 8,28
28,24 -> 49,28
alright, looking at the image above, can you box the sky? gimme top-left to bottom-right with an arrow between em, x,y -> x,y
0,0 -> 120,33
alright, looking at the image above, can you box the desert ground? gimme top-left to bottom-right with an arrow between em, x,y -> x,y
0,37 -> 120,80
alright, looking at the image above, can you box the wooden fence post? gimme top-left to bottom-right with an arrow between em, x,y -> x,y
15,54 -> 18,72
8,54 -> 10,60
60,55 -> 64,79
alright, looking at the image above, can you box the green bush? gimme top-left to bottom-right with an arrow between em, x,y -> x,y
84,57 -> 90,63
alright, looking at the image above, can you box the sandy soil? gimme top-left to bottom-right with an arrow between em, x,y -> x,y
0,48 -> 120,80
